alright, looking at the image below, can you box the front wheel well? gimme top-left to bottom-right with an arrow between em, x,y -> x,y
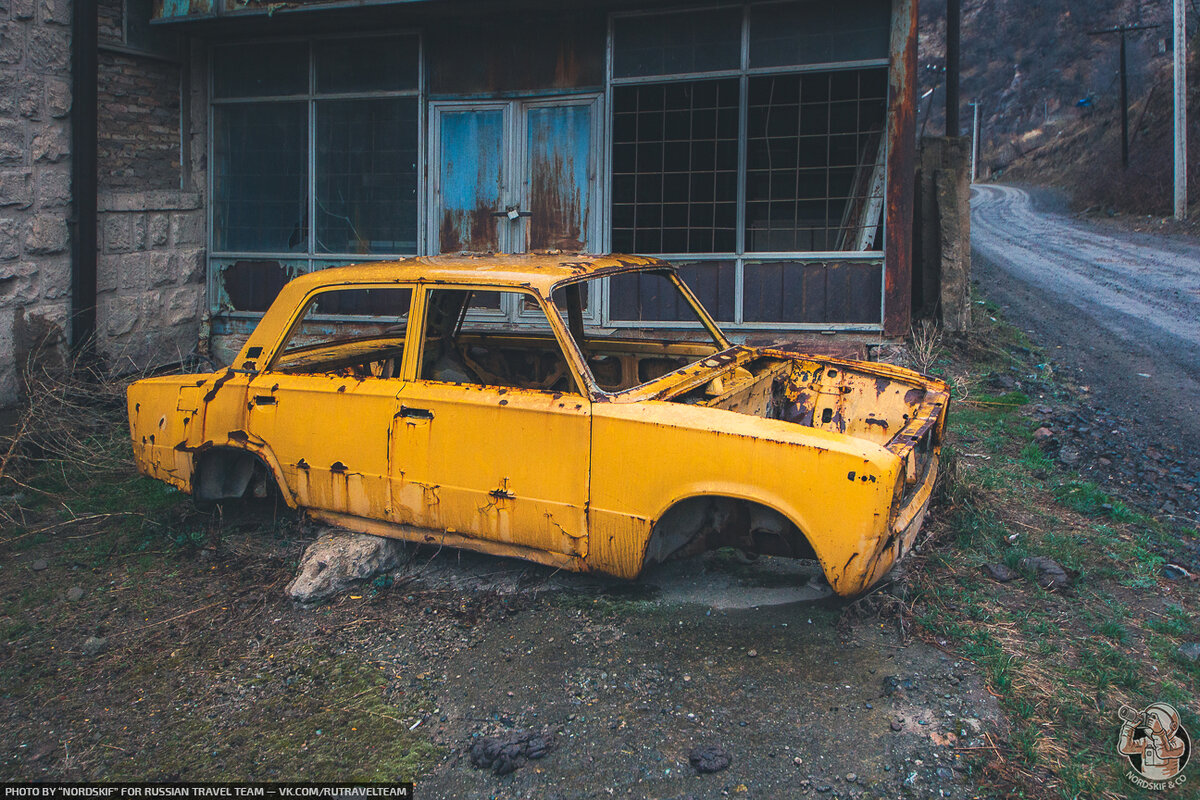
193,447 -> 279,503
642,496 -> 818,568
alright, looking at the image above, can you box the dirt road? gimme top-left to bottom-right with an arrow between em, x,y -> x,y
971,183 -> 1200,523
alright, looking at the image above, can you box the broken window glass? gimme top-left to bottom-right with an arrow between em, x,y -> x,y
212,103 -> 308,253
316,98 -> 419,255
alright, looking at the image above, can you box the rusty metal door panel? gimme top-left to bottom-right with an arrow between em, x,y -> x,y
390,381 -> 589,557
434,107 -> 507,254
244,373 -> 400,519
525,104 -> 593,252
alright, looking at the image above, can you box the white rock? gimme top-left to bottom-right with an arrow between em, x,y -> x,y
286,530 -> 406,604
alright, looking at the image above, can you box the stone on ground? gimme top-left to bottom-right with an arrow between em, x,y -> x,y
286,530 -> 406,603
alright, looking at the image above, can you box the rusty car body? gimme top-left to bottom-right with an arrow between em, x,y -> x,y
127,254 -> 949,596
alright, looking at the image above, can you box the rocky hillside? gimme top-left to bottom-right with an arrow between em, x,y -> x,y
919,0 -> 1200,213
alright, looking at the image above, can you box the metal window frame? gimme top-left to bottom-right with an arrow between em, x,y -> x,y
207,30 -> 425,318
605,1 -> 890,333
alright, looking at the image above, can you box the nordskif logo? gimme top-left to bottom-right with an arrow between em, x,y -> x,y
1117,702 -> 1191,790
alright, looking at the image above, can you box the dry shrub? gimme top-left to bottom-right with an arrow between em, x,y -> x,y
0,336 -> 195,530
907,319 -> 944,375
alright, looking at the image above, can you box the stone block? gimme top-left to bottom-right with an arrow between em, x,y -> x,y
37,254 -> 69,298
0,121 -> 25,166
24,214 -> 67,254
0,170 -> 31,208
165,284 -> 203,327
34,165 -> 67,207
0,259 -> 38,304
178,247 -> 205,283
150,250 -> 177,287
31,124 -> 67,163
148,213 -> 169,246
40,0 -> 69,26
103,214 -> 134,253
132,213 -> 148,251
17,74 -> 39,118
100,292 -> 138,338
45,76 -> 68,117
11,0 -> 33,20
0,216 -> 19,259
117,251 -> 152,290
97,252 -> 122,294
170,212 -> 205,246
27,27 -> 68,73
0,21 -> 24,65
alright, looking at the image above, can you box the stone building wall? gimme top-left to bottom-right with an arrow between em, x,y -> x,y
95,0 -> 207,372
0,0 -> 73,405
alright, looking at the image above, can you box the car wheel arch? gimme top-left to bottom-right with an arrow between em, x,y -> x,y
193,445 -> 295,508
640,493 -> 823,571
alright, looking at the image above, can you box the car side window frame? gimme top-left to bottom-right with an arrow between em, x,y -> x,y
260,282 -> 421,378
408,282 -> 595,397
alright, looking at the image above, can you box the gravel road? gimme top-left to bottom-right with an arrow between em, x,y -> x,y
971,183 -> 1200,523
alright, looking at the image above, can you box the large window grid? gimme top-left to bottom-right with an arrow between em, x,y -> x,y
208,33 -> 423,317
605,1 -> 890,330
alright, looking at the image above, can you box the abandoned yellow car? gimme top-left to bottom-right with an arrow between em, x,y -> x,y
128,254 -> 948,597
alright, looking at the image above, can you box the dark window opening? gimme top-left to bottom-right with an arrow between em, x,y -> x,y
611,79 -> 739,254
745,69 -> 888,252
316,98 -> 419,254
273,287 -> 412,377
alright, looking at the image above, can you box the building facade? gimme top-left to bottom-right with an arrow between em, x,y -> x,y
0,0 -> 918,403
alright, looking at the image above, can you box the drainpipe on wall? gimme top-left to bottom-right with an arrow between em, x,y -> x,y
70,0 -> 98,350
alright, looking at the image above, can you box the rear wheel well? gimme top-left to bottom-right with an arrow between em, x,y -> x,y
193,448 -> 279,504
642,496 -> 818,568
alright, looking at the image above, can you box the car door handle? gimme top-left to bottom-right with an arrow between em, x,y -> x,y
253,395 -> 276,406
399,405 -> 434,420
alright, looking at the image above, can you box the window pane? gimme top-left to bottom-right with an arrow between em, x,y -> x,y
611,80 -> 739,255
316,98 -> 419,255
274,287 -> 412,376
215,258 -> 303,313
213,103 -> 307,253
315,35 -> 419,94
745,70 -> 887,252
610,270 -> 713,323
675,260 -> 736,322
749,0 -> 891,68
612,8 -> 742,78
742,260 -> 882,323
213,42 -> 307,98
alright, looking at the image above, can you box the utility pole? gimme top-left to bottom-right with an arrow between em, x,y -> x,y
1089,23 -> 1160,168
1174,0 -> 1187,219
946,0 -> 961,136
969,101 -> 980,182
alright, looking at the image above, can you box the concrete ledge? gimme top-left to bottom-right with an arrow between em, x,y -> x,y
99,191 -> 202,213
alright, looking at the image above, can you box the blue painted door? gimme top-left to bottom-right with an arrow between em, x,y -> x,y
432,99 -> 597,256
523,103 -> 594,253
434,106 -> 507,254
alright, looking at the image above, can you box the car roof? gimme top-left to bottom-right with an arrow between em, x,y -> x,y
282,253 -> 673,294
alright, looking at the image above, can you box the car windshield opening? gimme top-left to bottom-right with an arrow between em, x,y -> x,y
551,270 -> 728,393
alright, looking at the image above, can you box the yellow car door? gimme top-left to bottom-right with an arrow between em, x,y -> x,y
390,285 -> 590,558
